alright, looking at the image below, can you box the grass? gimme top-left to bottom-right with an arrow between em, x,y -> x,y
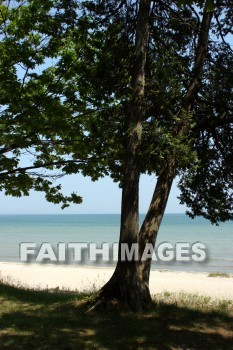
0,280 -> 233,349
208,272 -> 231,278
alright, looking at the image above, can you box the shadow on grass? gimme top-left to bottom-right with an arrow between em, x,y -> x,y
0,283 -> 233,350
0,280 -> 91,304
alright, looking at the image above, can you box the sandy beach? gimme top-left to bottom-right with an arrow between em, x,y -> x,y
0,262 -> 233,299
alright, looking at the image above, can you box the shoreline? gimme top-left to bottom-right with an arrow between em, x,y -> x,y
1,262 -> 233,299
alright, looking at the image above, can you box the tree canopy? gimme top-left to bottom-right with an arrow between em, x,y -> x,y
1,0 -> 232,222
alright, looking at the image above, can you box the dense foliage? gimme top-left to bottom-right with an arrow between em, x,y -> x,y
0,0 -> 232,222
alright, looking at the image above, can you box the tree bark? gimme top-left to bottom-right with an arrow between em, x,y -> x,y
93,1 -> 213,312
119,0 -> 151,248
138,160 -> 176,288
96,0 -> 151,311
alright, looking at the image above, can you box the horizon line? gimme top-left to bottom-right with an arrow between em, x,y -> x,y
0,212 -> 186,215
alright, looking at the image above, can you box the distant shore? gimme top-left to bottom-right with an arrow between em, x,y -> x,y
0,262 -> 233,299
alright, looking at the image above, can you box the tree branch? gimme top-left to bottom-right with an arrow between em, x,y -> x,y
0,157 -> 104,178
182,3 -> 214,110
214,12 -> 233,52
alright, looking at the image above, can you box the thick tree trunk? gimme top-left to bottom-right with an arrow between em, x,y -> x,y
138,160 -> 176,287
94,0 -> 151,311
119,0 -> 151,247
97,261 -> 151,311
97,160 -> 175,311
92,2 -> 213,312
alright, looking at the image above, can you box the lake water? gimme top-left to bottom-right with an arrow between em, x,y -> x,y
0,214 -> 232,273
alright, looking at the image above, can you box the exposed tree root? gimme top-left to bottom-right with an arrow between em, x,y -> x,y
86,298 -> 106,314
86,269 -> 153,313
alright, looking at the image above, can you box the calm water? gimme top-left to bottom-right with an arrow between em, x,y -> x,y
0,214 -> 232,273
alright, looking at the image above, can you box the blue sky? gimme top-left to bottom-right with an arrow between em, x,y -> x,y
0,174 -> 187,214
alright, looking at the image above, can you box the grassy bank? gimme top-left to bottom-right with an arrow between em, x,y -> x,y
0,281 -> 233,349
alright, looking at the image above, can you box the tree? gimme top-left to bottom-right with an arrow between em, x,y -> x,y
72,0 -> 232,310
1,0 -> 232,310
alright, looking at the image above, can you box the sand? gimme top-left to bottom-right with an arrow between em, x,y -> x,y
0,262 -> 233,299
